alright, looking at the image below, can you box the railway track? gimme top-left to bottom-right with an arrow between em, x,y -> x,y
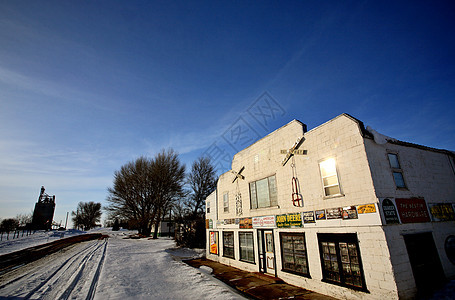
0,235 -> 108,299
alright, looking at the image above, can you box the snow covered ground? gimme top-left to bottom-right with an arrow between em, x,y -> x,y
0,228 -> 245,299
0,229 -> 87,255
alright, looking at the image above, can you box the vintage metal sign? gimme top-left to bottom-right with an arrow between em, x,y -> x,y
209,231 -> 218,255
326,207 -> 343,219
342,206 -> 358,220
302,211 -> 315,223
239,218 -> 253,229
428,203 -> 455,222
381,198 -> 400,224
315,209 -> 326,220
395,198 -> 430,223
276,213 -> 302,227
252,216 -> 276,228
357,204 -> 377,214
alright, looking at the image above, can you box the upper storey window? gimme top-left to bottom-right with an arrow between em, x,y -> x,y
319,158 -> 342,197
223,192 -> 229,212
387,153 -> 406,188
249,175 -> 278,209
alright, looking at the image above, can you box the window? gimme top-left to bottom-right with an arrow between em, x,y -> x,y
249,175 -> 278,209
319,158 -> 341,197
388,153 -> 406,188
318,233 -> 367,291
223,231 -> 235,259
239,232 -> 255,263
206,200 -> 210,214
280,233 -> 310,277
223,192 -> 229,213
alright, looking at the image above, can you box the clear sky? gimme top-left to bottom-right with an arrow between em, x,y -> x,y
1,1 -> 454,226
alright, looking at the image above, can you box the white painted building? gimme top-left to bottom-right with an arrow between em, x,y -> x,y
205,113 -> 455,299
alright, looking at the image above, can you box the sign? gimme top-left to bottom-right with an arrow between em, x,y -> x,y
209,231 -> 218,255
326,207 -> 343,219
381,198 -> 400,224
429,203 -> 455,222
276,213 -> 302,228
357,204 -> 377,214
342,206 -> 358,220
209,219 -> 213,229
224,218 -> 236,225
395,198 -> 430,223
302,211 -> 315,223
252,216 -> 276,228
315,209 -> 326,220
239,218 -> 253,229
206,219 -> 210,229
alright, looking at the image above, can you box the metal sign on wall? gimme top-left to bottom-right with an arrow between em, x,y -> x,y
276,213 -> 302,227
381,198 -> 400,224
252,216 -> 276,228
428,203 -> 455,222
395,198 -> 431,223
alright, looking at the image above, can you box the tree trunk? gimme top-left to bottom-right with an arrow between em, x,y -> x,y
152,208 -> 161,239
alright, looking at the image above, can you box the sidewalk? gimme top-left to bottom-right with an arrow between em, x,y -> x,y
184,258 -> 337,300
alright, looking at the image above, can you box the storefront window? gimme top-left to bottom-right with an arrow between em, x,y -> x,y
239,232 -> 255,263
318,233 -> 367,291
280,233 -> 310,277
223,231 -> 235,259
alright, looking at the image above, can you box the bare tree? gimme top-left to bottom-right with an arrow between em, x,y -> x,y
16,213 -> 32,228
106,149 -> 185,237
72,202 -> 102,231
151,149 -> 185,239
0,218 -> 19,232
187,156 -> 217,218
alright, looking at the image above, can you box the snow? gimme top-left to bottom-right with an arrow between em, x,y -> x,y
366,126 -> 397,145
0,229 -> 86,255
0,228 -> 245,299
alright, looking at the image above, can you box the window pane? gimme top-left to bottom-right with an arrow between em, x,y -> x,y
256,178 -> 270,208
268,175 -> 278,206
325,185 -> 341,196
320,158 -> 337,177
393,172 -> 406,188
280,233 -> 309,276
388,153 -> 400,168
249,182 -> 257,209
323,175 -> 338,187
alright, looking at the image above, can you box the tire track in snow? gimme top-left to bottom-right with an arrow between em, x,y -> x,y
0,238 -> 108,300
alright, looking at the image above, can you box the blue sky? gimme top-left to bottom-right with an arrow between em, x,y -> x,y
1,1 -> 454,226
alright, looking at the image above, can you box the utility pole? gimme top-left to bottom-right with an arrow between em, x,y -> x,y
65,212 -> 69,230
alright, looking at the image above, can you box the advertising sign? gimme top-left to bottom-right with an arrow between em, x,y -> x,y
209,231 -> 218,255
209,219 -> 213,229
357,204 -> 377,214
276,213 -> 302,228
381,198 -> 400,224
315,209 -> 326,220
302,211 -> 315,223
224,218 -> 236,225
428,203 -> 455,222
342,206 -> 358,220
326,207 -> 343,219
395,198 -> 430,223
239,218 -> 253,229
252,216 -> 276,228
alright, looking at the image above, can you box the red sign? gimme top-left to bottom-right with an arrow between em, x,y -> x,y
395,198 -> 430,223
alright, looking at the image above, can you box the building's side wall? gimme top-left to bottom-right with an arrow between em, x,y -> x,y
207,115 -> 400,299
364,138 -> 455,299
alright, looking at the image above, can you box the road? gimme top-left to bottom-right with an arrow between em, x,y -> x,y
0,237 -> 108,299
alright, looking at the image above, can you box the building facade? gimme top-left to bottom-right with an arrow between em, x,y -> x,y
205,114 -> 455,299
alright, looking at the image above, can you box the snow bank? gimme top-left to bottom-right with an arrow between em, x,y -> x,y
366,126 -> 397,145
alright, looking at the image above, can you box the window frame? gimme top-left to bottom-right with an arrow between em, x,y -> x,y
319,158 -> 342,198
317,233 -> 368,292
387,152 -> 407,189
223,231 -> 235,259
207,200 -> 210,214
249,174 -> 278,209
279,232 -> 311,278
239,231 -> 255,264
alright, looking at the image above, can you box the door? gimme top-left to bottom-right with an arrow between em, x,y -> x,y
258,229 -> 276,276
403,232 -> 446,297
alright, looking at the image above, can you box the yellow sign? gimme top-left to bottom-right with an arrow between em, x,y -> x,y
209,231 -> 218,255
357,204 -> 376,214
